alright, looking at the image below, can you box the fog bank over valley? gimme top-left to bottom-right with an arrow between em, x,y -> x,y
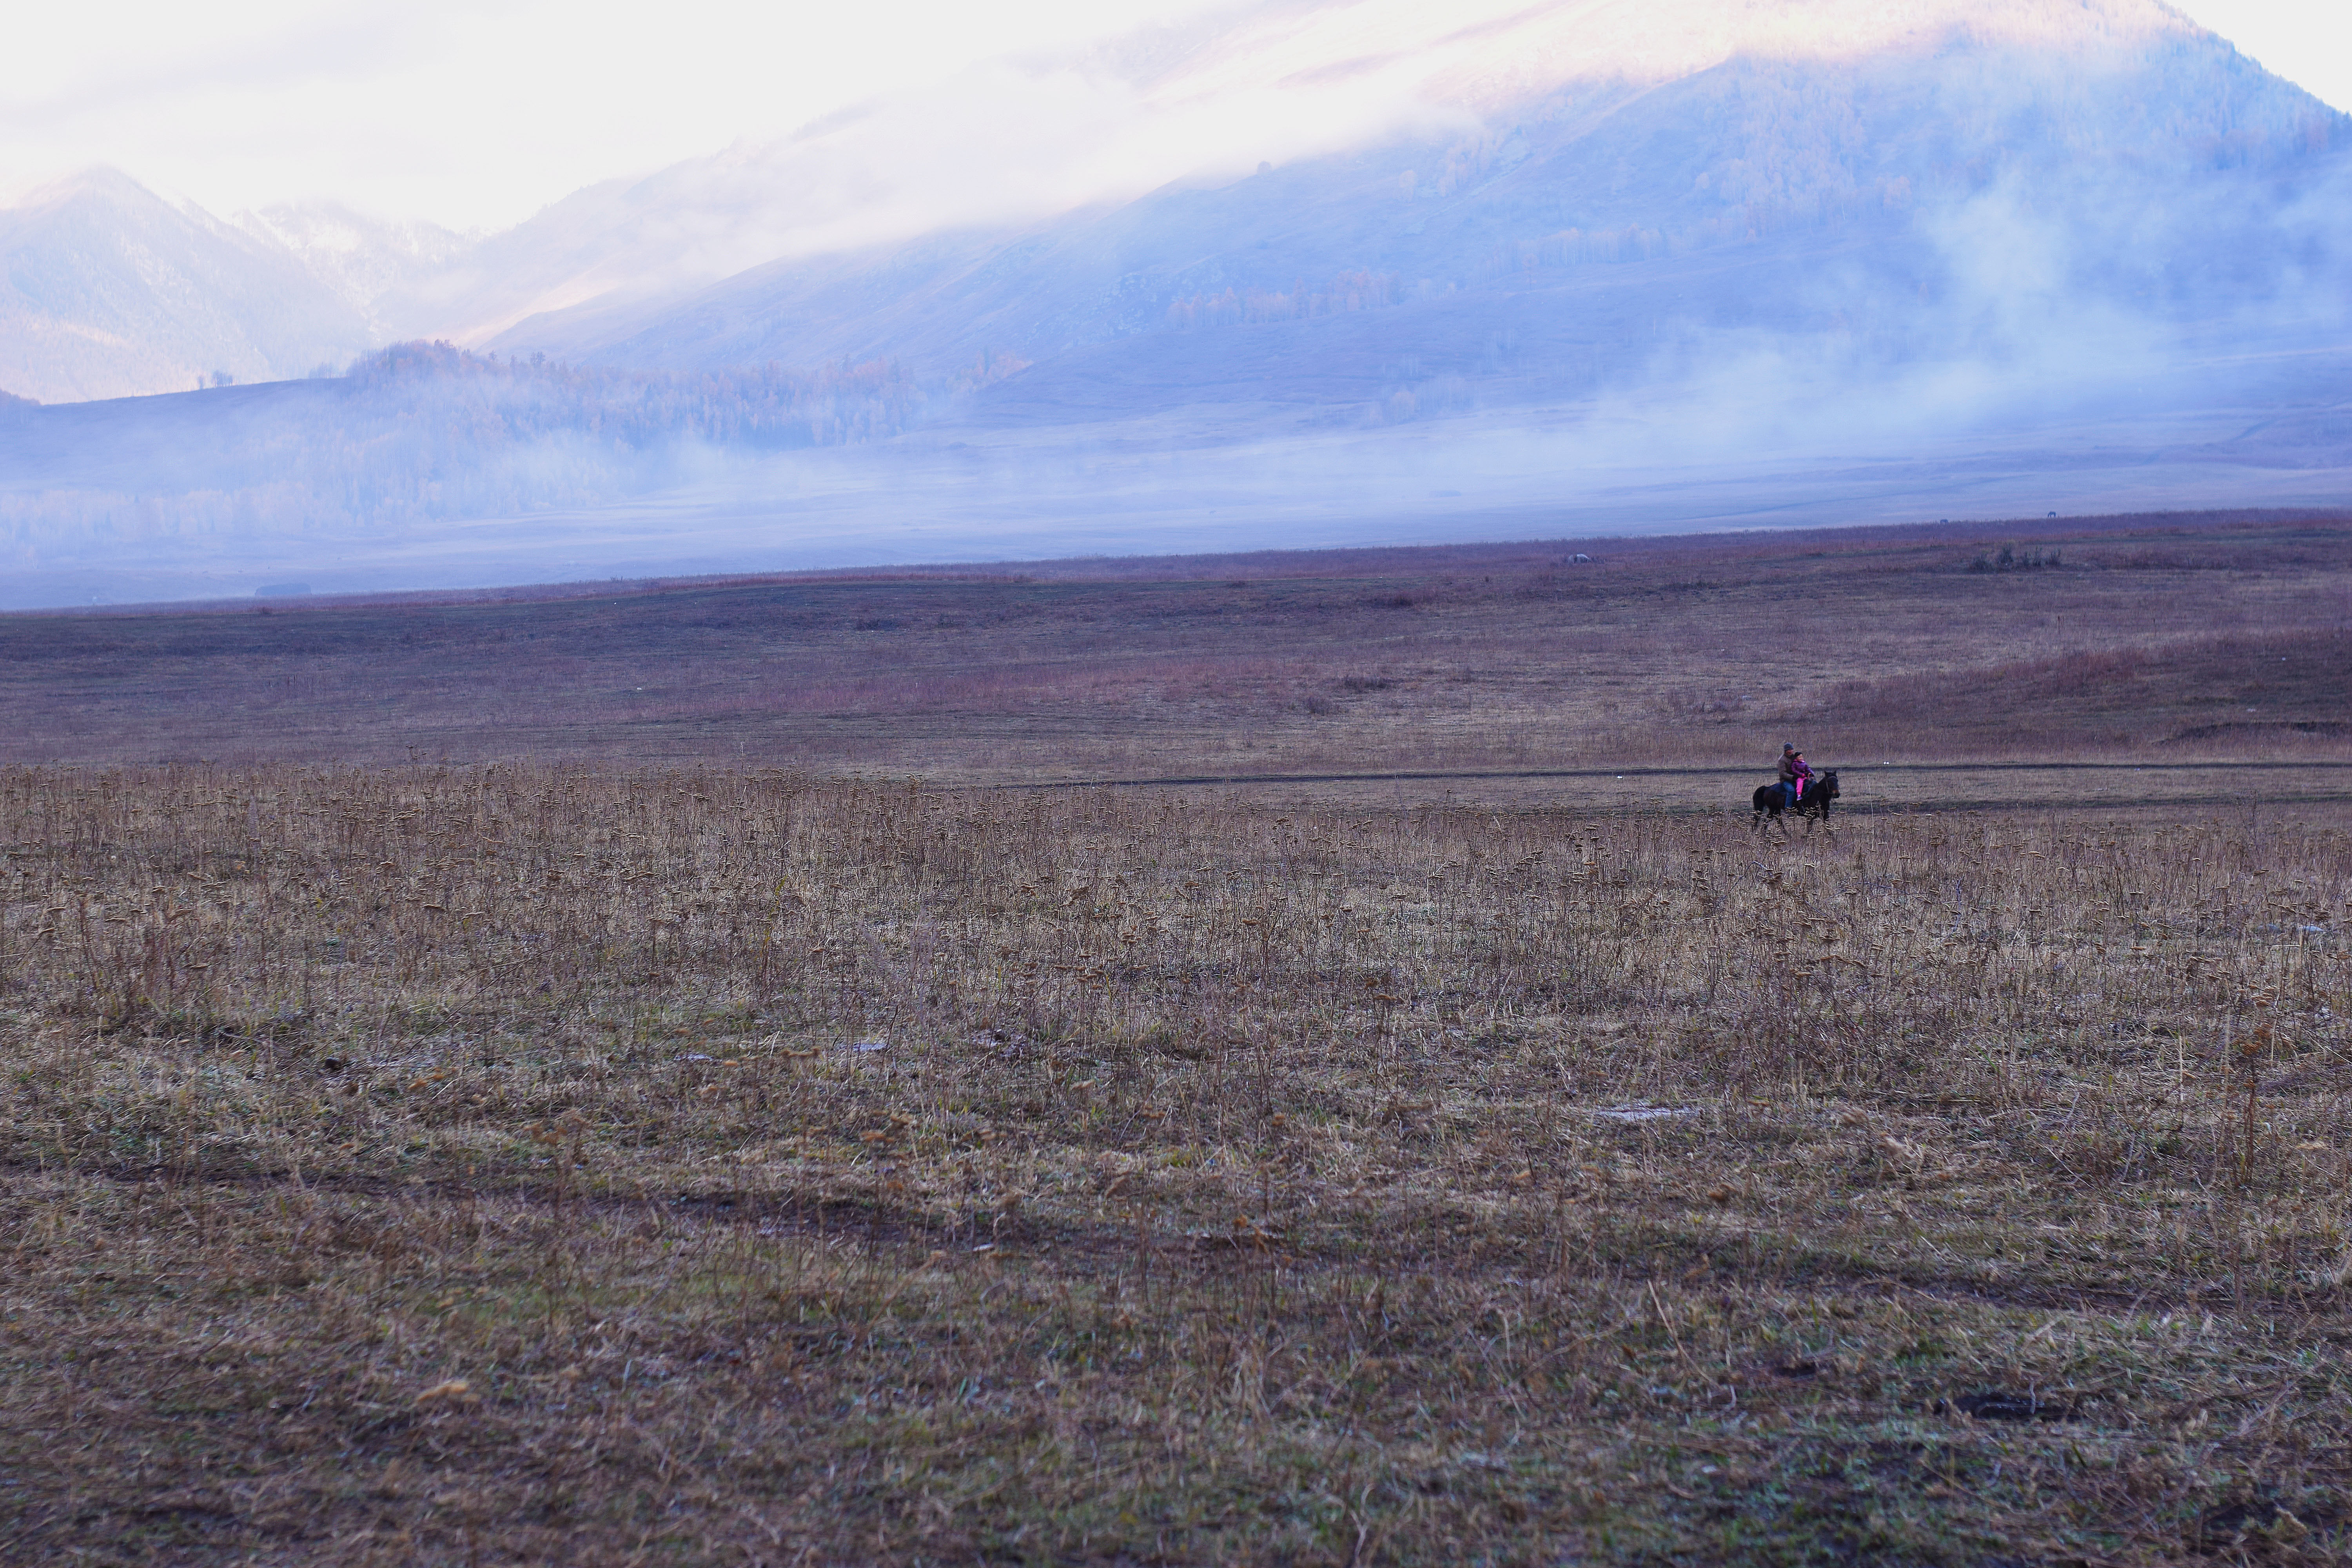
2,0 -> 2348,607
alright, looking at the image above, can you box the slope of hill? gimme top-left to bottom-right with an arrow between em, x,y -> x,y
474,0 -> 2305,363
234,201 -> 475,341
502,16 -> 2347,418
0,343 -> 938,608
0,171 -> 376,405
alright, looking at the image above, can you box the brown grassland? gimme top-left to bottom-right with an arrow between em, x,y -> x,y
3,510 -> 2347,783
1,510 -> 2349,1565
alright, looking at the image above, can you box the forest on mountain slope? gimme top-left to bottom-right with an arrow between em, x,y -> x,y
0,344 -> 959,550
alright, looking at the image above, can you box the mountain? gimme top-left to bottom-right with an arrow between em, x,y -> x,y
489,0 -> 2347,420
3,0 -> 2351,608
234,201 -> 474,341
472,0 -> 2323,365
0,170 -> 377,405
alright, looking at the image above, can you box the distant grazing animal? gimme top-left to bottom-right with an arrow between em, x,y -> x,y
1753,769 -> 1839,831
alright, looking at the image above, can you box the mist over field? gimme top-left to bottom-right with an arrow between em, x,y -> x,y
3,0 -> 2350,606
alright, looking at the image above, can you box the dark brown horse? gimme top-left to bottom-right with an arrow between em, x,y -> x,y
1752,770 -> 1839,832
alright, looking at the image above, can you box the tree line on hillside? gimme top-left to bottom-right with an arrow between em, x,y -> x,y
1164,270 -> 1403,331
347,341 -> 922,450
0,345 -> 941,551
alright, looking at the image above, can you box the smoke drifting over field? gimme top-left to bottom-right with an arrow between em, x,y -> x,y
2,0 -> 2350,606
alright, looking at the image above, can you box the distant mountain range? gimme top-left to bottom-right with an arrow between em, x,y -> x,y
2,0 -> 2349,607
0,169 -> 377,403
490,0 -> 2350,393
12,0 -> 2341,406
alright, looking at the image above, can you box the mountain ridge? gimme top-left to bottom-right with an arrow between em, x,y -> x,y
8,0 -> 2314,405
2,0 -> 2348,609
0,169 -> 375,403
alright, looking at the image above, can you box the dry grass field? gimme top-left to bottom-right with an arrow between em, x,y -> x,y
2,510 -> 2346,784
1,511 -> 2348,1565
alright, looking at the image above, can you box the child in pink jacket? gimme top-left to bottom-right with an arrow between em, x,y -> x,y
1777,744 -> 1813,807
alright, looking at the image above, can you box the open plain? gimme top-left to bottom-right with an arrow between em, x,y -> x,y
1,510 -> 2348,1565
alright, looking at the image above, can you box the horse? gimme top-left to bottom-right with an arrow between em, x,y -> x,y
1753,769 -> 1839,832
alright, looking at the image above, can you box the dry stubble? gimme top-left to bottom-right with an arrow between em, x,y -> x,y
0,765 -> 2347,1564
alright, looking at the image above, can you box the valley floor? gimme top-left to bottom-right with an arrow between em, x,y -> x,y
3,510 -> 2347,781
0,511 -> 2346,1564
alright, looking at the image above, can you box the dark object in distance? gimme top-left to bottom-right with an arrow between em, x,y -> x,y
1971,544 -> 2060,572
2172,718 -> 2347,740
1947,1391 -> 2076,1421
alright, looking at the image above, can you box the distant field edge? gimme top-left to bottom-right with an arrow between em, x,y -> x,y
13,504 -> 2348,618
1000,760 -> 2352,790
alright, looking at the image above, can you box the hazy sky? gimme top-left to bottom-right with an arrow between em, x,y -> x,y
2184,0 -> 2351,110
3,0 -> 2343,232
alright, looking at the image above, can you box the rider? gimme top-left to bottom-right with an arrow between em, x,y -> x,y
1776,744 -> 1802,808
